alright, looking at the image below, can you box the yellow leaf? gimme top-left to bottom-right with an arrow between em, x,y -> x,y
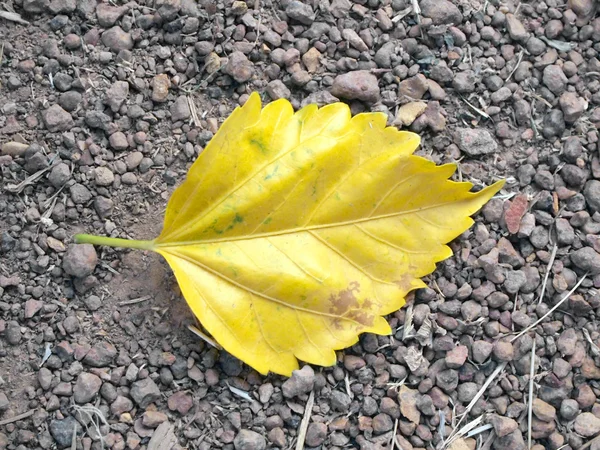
76,93 -> 504,376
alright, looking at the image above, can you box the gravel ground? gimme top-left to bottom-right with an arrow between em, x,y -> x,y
1,0 -> 600,449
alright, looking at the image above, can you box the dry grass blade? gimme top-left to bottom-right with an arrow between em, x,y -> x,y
188,325 -> 223,350
506,50 -> 524,82
0,10 -> 29,24
0,409 -> 35,426
511,274 -> 587,342
4,166 -> 53,193
446,362 -> 507,446
527,339 -> 536,449
227,383 -> 253,402
118,295 -> 152,305
538,244 -> 557,304
390,418 -> 398,450
295,390 -> 315,450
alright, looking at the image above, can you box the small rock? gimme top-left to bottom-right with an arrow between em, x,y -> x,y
111,395 -> 133,415
331,70 -> 380,103
1,141 -> 28,157
151,74 -> 171,102
266,80 -> 291,100
331,390 -> 352,412
109,131 -> 129,150
105,81 -> 129,113
142,410 -> 168,428
445,345 -> 468,368
48,163 -> 71,188
493,341 -> 514,361
543,65 -> 568,95
234,429 -> 266,450
285,1 -> 315,25
453,70 -> 476,93
24,299 -> 43,318
584,180 -> 600,212
305,422 -> 327,446
494,429 -> 526,450
571,247 -> 600,275
394,102 -> 427,127
96,3 -> 129,27
167,391 -> 193,415
130,378 -> 161,408
542,110 -> 565,140
50,417 -> 82,449
399,74 -> 428,99
5,322 -> 21,345
43,104 -> 73,132
83,342 -> 117,367
101,26 -> 133,52
63,244 -> 97,278
574,412 -> 600,437
94,167 -> 114,186
472,341 -> 494,363
170,96 -> 191,122
489,414 -> 518,437
559,92 -> 587,123
455,128 -> 498,156
282,365 -> 315,398
532,399 -> 556,422
224,51 -> 254,83
420,0 -> 462,24
302,47 -> 321,73
506,14 -> 529,42
73,373 -> 102,404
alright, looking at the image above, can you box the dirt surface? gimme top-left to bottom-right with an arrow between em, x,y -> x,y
1,0 -> 600,449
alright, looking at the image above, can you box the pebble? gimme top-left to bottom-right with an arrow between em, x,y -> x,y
105,80 -> 129,113
560,92 -> 587,123
454,128 -> 498,156
305,422 -> 328,445
83,341 -> 117,367
94,167 -> 115,186
489,414 -> 518,437
63,244 -> 97,278
543,65 -> 568,95
101,26 -> 133,51
142,411 -> 168,428
420,0 -> 462,25
73,372 -> 102,403
109,131 -> 129,150
445,345 -> 468,368
130,378 -> 161,408
224,51 -> 254,83
170,95 -> 191,122
151,74 -> 171,102
111,395 -> 133,415
233,429 -> 266,450
493,341 -> 514,361
167,391 -> 193,415
282,365 -> 315,398
285,1 -> 315,25
331,70 -> 380,103
574,412 -> 600,437
571,247 -> 600,275
43,104 -> 73,132
50,417 -> 82,448
48,162 -> 71,188
505,14 -> 529,42
532,399 -> 556,422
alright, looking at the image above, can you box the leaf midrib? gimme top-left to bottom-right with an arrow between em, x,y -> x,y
154,198 -> 462,248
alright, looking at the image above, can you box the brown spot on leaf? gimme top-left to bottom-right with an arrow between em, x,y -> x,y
329,281 -> 360,316
328,282 -> 375,328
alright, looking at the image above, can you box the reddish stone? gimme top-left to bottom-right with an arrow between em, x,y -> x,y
504,194 -> 528,234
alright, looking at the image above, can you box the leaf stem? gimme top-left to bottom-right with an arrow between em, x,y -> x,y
74,234 -> 155,251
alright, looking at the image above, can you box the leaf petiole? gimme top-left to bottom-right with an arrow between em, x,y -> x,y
74,234 -> 155,251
